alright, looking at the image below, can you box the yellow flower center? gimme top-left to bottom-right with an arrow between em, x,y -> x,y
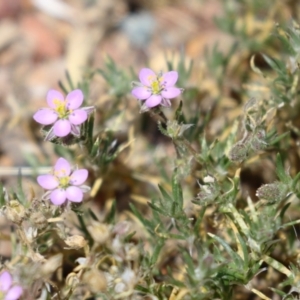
54,168 -> 70,189
59,176 -> 70,189
151,80 -> 161,95
147,74 -> 165,95
53,99 -> 68,118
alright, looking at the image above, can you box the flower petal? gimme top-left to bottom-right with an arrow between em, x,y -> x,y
145,95 -> 162,108
161,71 -> 178,87
161,98 -> 171,107
47,90 -> 64,109
50,189 -> 67,205
68,109 -> 87,125
33,109 -> 58,125
54,158 -> 71,176
53,119 -> 71,137
79,185 -> 91,193
131,87 -> 151,100
139,68 -> 156,86
71,124 -> 80,136
66,89 -> 84,110
70,169 -> 88,185
37,175 -> 58,190
66,186 -> 83,202
161,87 -> 181,99
81,106 -> 94,115
5,285 -> 23,300
0,271 -> 12,292
44,126 -> 56,141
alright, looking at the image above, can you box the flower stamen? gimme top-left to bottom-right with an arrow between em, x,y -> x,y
151,80 -> 161,94
58,176 -> 70,189
53,99 -> 67,118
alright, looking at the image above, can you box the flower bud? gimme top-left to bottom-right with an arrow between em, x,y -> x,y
5,200 -> 26,224
65,235 -> 87,250
256,182 -> 289,203
121,268 -> 136,286
42,254 -> 62,274
125,244 -> 139,261
25,226 -> 37,243
228,142 -> 250,162
30,211 -> 48,230
113,221 -> 130,236
82,269 -> 107,293
197,183 -> 219,205
115,282 -> 126,293
87,222 -> 110,244
166,120 -> 193,138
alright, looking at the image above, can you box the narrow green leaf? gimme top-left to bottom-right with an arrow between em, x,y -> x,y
171,201 -> 178,216
129,203 -> 153,230
168,232 -> 187,240
276,34 -> 296,55
182,250 -> 195,276
172,169 -> 183,208
268,287 -> 286,297
58,80 -> 69,94
175,101 -> 185,124
292,171 -> 300,190
268,131 -> 290,145
152,208 -> 161,224
275,153 -> 289,183
279,202 -> 291,220
158,184 -> 172,202
281,218 -> 300,229
77,214 -> 93,244
66,70 -> 75,90
135,285 -> 150,294
87,113 -> 94,141
262,54 -> 285,75
90,138 -> 100,158
208,233 -> 243,266
150,239 -> 165,265
148,202 -> 167,216
235,232 -> 249,267
88,208 -> 99,221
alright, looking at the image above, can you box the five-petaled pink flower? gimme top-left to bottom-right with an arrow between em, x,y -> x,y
33,89 -> 94,140
131,68 -> 182,108
0,271 -> 23,300
37,157 -> 89,206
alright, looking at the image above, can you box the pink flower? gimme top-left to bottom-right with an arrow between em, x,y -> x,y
0,271 -> 23,300
33,89 -> 94,140
131,68 -> 182,108
37,157 -> 89,205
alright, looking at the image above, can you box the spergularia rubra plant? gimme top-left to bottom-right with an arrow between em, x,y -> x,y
131,68 -> 182,108
33,89 -> 94,140
0,271 -> 23,300
37,157 -> 89,205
